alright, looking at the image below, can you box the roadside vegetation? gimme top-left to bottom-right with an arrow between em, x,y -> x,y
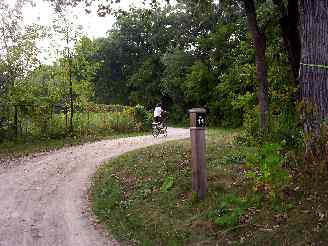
90,129 -> 328,245
0,104 -> 153,159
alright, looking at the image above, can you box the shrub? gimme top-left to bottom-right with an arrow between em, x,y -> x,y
210,193 -> 248,228
0,117 -> 15,141
0,103 -> 141,141
236,108 -> 303,149
269,110 -> 303,149
84,102 -> 131,113
246,143 -> 290,197
167,104 -> 188,126
108,112 -> 136,132
133,104 -> 152,130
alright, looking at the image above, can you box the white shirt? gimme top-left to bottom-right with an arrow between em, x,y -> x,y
154,106 -> 163,117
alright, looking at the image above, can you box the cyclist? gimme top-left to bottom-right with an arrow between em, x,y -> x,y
152,103 -> 168,137
153,103 -> 165,124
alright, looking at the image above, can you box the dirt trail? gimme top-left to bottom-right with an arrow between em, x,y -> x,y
0,128 -> 189,246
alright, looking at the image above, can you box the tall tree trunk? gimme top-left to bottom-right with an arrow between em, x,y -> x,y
243,0 -> 269,131
299,0 -> 328,159
273,0 -> 301,84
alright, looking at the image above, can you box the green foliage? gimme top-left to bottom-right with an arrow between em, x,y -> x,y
0,107 -> 13,141
108,112 -> 136,133
197,17 -> 255,127
128,57 -> 163,108
246,143 -> 290,193
134,104 -> 152,130
160,48 -> 193,123
237,108 -> 261,146
269,112 -> 304,149
160,176 -> 174,192
212,193 -> 247,228
84,103 -> 130,113
184,61 -> 216,106
90,169 -> 123,221
0,102 -> 141,142
236,106 -> 303,150
220,151 -> 246,165
73,110 -> 137,135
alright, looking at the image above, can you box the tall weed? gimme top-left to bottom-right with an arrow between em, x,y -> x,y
108,112 -> 136,132
133,104 -> 152,130
246,143 -> 290,198
236,108 -> 303,150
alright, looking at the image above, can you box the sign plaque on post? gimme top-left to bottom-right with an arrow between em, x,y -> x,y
189,108 -> 207,200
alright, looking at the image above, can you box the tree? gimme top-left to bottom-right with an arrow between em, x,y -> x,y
129,56 -> 163,108
160,48 -> 194,120
46,0 -> 302,133
298,0 -> 328,158
243,0 -> 269,132
272,0 -> 301,84
0,0 -> 45,103
51,9 -> 85,132
72,36 -> 99,104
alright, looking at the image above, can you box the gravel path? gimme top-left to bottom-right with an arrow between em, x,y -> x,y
0,128 -> 189,246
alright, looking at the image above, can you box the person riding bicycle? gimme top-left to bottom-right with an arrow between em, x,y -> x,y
152,103 -> 168,137
153,103 -> 165,124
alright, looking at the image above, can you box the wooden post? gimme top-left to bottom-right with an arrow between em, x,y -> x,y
69,55 -> 74,134
189,108 -> 207,200
14,105 -> 18,138
65,107 -> 68,130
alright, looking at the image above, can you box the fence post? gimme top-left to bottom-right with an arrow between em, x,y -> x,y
14,105 -> 18,138
65,107 -> 68,131
189,108 -> 207,200
69,56 -> 74,134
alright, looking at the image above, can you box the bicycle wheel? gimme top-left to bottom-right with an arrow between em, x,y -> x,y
152,127 -> 159,137
163,126 -> 168,137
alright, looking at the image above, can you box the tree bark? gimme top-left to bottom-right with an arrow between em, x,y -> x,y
299,0 -> 328,158
273,0 -> 301,84
243,0 -> 269,131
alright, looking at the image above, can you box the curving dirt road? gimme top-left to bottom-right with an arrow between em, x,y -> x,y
0,128 -> 189,246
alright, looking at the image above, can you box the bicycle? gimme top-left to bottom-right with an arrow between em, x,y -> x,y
152,116 -> 168,137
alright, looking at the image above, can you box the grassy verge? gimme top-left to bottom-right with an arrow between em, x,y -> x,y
90,128 -> 328,245
0,131 -> 149,160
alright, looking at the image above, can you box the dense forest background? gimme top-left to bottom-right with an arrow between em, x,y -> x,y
70,1 -> 295,128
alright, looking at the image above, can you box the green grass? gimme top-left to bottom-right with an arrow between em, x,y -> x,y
90,129 -> 254,245
90,128 -> 328,245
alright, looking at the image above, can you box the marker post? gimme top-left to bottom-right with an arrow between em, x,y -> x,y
189,108 -> 207,200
